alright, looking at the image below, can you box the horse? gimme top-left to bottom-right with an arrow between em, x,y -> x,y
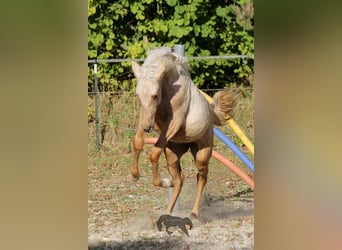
131,47 -> 236,217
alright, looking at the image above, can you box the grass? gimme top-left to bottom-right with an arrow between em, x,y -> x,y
88,88 -> 254,230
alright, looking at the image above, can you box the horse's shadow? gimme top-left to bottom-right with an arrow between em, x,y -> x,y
199,191 -> 254,223
88,237 -> 186,250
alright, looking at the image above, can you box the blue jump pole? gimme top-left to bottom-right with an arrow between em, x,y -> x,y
213,127 -> 254,172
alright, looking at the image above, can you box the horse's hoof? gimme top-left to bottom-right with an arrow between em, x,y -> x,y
190,212 -> 198,218
130,173 -> 139,180
160,178 -> 172,188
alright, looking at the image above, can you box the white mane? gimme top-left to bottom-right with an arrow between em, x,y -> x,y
141,47 -> 190,80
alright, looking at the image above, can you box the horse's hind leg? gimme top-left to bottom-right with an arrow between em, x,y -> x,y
131,127 -> 144,179
164,142 -> 189,213
190,142 -> 212,217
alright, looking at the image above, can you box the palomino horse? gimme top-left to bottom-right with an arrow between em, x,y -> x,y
131,47 -> 236,217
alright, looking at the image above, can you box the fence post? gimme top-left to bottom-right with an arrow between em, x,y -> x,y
168,45 -> 185,212
93,62 -> 100,149
174,44 -> 185,56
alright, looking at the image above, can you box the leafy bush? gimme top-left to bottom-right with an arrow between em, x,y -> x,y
88,0 -> 254,92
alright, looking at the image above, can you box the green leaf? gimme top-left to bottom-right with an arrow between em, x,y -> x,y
88,6 -> 96,17
165,0 -> 177,7
106,39 -> 114,50
88,50 -> 97,58
175,5 -> 185,14
176,19 -> 183,25
201,25 -> 210,38
137,12 -> 145,20
216,6 -> 228,17
201,50 -> 210,56
131,2 -> 139,14
89,23 -> 97,29
237,0 -> 251,5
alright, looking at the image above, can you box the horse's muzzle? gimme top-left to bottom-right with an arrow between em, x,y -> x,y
144,125 -> 153,133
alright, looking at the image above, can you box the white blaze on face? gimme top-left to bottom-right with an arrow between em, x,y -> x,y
137,79 -> 160,108
136,78 -> 161,131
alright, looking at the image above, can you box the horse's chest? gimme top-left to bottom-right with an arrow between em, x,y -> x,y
182,107 -> 212,140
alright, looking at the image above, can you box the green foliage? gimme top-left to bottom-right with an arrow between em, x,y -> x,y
88,104 -> 94,122
88,0 -> 254,92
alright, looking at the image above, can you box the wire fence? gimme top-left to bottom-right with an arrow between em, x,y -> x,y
87,87 -> 253,95
87,54 -> 254,64
88,45 -> 254,149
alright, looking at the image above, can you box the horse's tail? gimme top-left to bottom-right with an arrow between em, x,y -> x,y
211,90 -> 237,126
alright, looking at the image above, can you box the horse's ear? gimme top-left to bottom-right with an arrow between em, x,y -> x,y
168,53 -> 178,61
154,63 -> 166,80
131,61 -> 141,78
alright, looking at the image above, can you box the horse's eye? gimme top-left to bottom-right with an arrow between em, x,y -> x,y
151,95 -> 158,100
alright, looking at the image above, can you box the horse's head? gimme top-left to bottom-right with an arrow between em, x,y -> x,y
132,49 -> 181,133
184,217 -> 193,230
132,61 -> 163,133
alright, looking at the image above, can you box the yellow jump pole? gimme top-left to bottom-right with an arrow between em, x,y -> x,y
199,89 -> 254,156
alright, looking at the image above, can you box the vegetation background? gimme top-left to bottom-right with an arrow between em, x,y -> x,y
88,0 -> 254,92
88,1 -> 255,247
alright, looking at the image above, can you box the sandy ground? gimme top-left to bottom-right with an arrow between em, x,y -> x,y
88,92 -> 254,249
88,192 -> 254,250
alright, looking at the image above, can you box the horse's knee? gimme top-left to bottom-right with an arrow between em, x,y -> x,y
133,136 -> 144,152
150,153 -> 158,163
131,137 -> 143,179
150,147 -> 162,163
133,128 -> 145,151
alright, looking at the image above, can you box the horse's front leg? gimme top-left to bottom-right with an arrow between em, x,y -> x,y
150,145 -> 172,188
131,127 -> 144,179
150,117 -> 183,188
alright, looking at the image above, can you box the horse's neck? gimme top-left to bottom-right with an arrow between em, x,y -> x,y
162,73 -> 191,102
